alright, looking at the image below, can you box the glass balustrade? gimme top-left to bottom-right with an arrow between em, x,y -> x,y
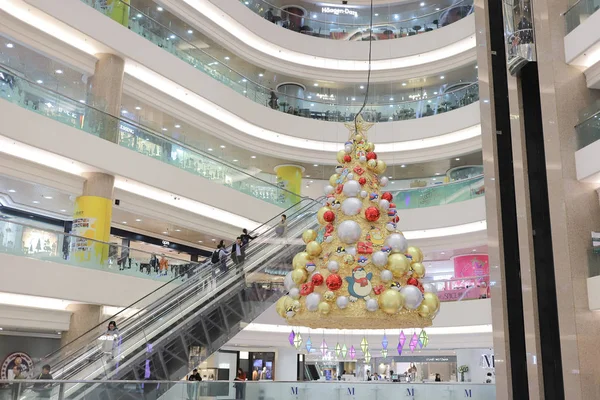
393,175 -> 485,209
0,218 -> 202,283
0,66 -> 299,208
0,380 -> 496,399
575,108 -> 600,149
80,0 -> 480,123
242,0 -> 474,41
564,0 -> 600,33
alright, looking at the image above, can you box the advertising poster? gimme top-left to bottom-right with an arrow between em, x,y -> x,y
1,352 -> 34,379
72,195 -> 113,265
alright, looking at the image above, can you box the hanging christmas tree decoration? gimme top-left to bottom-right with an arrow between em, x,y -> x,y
349,345 -> 356,360
419,330 -> 429,348
289,330 -> 296,347
360,337 -> 369,354
281,117 -> 439,329
306,336 -> 313,353
364,351 -> 372,363
320,339 -> 328,357
381,349 -> 388,359
409,333 -> 419,352
382,333 -> 389,350
341,343 -> 348,359
335,343 -> 342,357
294,332 -> 303,350
397,341 -> 403,356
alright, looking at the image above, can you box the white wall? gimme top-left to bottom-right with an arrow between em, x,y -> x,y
587,275 -> 600,310
576,138 -> 600,185
455,348 -> 494,383
0,303 -> 71,332
275,348 -> 298,381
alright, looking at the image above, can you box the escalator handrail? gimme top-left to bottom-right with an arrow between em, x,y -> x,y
39,197 -> 322,368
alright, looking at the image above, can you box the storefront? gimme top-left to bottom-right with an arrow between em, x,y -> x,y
371,355 -> 458,382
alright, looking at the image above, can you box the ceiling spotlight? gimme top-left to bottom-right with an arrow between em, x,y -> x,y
351,97 -> 356,101
122,110 -> 128,114
313,83 -> 319,87
400,164 -> 406,168
433,91 -> 438,95
306,175 -> 311,178
242,79 -> 247,82
137,13 -> 142,18
122,221 -> 127,224
8,189 -> 16,193
313,164 -> 319,167
207,148 -> 213,151
259,73 -> 264,77
36,80 -> 43,84
135,106 -> 141,110
440,75 -> 445,79
455,158 -> 460,161
233,159 -> 238,162
374,13 -> 379,16
441,252 -> 445,255
162,128 -> 168,131
60,209 -> 66,212
198,240 -> 203,243
251,155 -> 257,159
435,172 -> 441,175
157,6 -> 163,11
389,97 -> 394,101
435,7 -> 440,10
79,100 -> 86,103
175,124 -> 181,128
42,195 -> 53,199
135,219 -> 142,222
420,2 -> 425,5
169,35 -> 176,39
163,231 -> 168,234
475,65 -> 479,69
187,29 -> 193,34
211,239 -> 216,241
32,201 -> 40,204
472,249 -> 477,252
310,103 -> 315,107
360,85 -> 365,89
402,82 -> 407,86
55,69 -> 63,74
6,43 -> 14,48
224,56 -> 230,60
307,96 -> 312,99
175,229 -> 181,232
220,145 -> 226,148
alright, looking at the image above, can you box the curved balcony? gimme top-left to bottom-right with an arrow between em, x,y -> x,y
394,175 -> 484,209
241,0 -> 474,41
78,0 -> 479,123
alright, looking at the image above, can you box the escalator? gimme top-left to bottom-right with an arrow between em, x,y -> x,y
26,197 -> 322,399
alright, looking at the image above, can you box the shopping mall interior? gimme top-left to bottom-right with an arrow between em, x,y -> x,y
0,0 -> 598,398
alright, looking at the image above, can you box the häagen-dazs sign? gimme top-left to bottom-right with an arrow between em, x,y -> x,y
321,7 -> 358,17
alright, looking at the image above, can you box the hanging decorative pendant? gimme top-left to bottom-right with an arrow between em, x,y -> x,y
360,337 -> 369,353
341,344 -> 348,358
335,343 -> 342,357
320,339 -> 328,357
382,333 -> 389,350
349,345 -> 356,360
381,349 -> 388,359
289,330 -> 296,347
306,336 -> 313,353
364,351 -> 372,363
419,330 -> 429,348
294,332 -> 303,350
409,333 -> 418,352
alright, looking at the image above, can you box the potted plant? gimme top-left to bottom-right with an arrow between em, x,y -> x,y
458,365 -> 469,382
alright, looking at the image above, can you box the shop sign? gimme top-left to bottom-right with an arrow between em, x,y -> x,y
162,240 -> 170,246
119,123 -> 136,135
1,352 -> 34,379
321,7 -> 358,17
425,356 -> 452,362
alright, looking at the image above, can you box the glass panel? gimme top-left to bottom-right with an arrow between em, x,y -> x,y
0,65 -> 297,207
564,0 -> 600,33
242,0 -> 474,41
79,0 -> 479,123
575,110 -> 600,149
393,175 -> 485,209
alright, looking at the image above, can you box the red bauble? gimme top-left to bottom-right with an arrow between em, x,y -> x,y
407,277 -> 419,287
358,177 -> 367,185
300,282 -> 314,296
381,192 -> 393,202
366,151 -> 377,161
365,206 -> 380,222
373,284 -> 385,295
389,202 -> 396,209
311,273 -> 324,286
391,215 -> 400,223
417,283 -> 425,293
323,210 -> 336,223
335,184 -> 344,194
326,274 -> 343,291
343,154 -> 352,163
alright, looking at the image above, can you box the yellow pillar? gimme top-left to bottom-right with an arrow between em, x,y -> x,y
274,165 -> 304,205
108,0 -> 130,26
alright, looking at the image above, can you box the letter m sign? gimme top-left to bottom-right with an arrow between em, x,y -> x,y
465,389 -> 473,397
291,387 -> 298,396
406,388 -> 415,397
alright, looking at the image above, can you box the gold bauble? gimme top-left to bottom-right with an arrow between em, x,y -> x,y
306,241 -> 322,257
412,262 -> 426,278
406,246 -> 424,263
318,301 -> 331,315
366,142 -> 375,152
276,296 -> 292,317
418,304 -> 431,318
302,229 -> 317,244
387,253 -> 411,277
336,150 -> 346,164
379,289 -> 404,315
323,291 -> 336,302
291,300 -> 301,312
375,160 -> 387,174
329,174 -> 340,186
367,159 -> 377,169
355,134 -> 364,143
291,268 -> 308,285
293,252 -> 312,269
422,292 -> 440,313
317,207 -> 331,225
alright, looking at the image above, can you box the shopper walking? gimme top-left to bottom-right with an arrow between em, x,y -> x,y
234,368 -> 247,399
102,321 -> 120,360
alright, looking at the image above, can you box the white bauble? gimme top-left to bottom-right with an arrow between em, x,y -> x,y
324,185 -> 335,195
342,180 -> 361,197
401,286 -> 423,310
346,246 -> 356,256
366,298 -> 379,312
306,263 -> 316,273
422,283 -> 438,294
386,222 -> 397,232
380,270 -> 393,282
341,198 -> 363,216
327,260 -> 340,273
385,233 -> 408,254
347,173 -> 354,181
372,251 -> 389,268
379,199 -> 390,211
337,220 -> 362,244
359,155 -> 367,163
306,293 -> 321,311
284,271 -> 297,291
289,287 -> 300,300
360,190 -> 368,198
380,176 -> 389,187
325,235 -> 334,243
336,296 -> 349,309
336,166 -> 344,174
345,144 -> 353,153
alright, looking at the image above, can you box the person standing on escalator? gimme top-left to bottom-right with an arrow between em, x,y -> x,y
240,229 -> 257,247
231,237 -> 245,271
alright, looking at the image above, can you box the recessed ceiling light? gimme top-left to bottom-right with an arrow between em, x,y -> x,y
0,327 -> 3,331
175,124 -> 181,128
475,65 -> 478,69
440,75 -> 445,79
305,185 -> 309,188
310,180 -> 314,183
122,221 -> 128,224
198,240 -> 203,243
251,155 -> 257,159
220,145 -> 226,148
207,148 -> 213,151
351,97 -> 356,101
388,176 -> 393,179
175,229 -> 181,232
306,175 -> 310,178
435,172 -> 441,175
441,252 -> 445,255
157,6 -> 163,11
36,80 -> 43,84
389,97 -> 394,101
242,79 -> 247,82
137,13 -> 142,18
122,110 -> 128,114
360,85 -> 365,89
169,34 -> 176,39
455,158 -> 460,161
259,73 -> 264,77
313,83 -> 319,87
60,209 -> 67,212
472,249 -> 477,252
187,29 -> 193,34
55,69 -> 63,74
307,96 -> 312,99
400,164 -> 406,168
32,201 -> 40,204
79,99 -> 85,103
224,56 -> 230,60
6,43 -> 14,48
313,164 -> 319,167
402,83 -> 407,87
433,91 -> 438,95
243,90 -> 247,93
233,159 -> 238,162
211,239 -> 216,241
135,219 -> 142,222
420,2 -> 425,5
162,128 -> 168,131
8,189 -> 16,193
163,231 -> 168,234
43,195 -> 53,199
435,7 -> 440,10
432,178 -> 437,181
135,106 -> 141,110
374,13 -> 379,16
310,103 -> 314,107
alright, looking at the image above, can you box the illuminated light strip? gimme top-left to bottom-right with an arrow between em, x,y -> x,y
403,220 -> 487,240
243,323 -> 493,335
126,62 -> 482,152
0,0 -> 481,153
0,135 -> 262,230
0,292 -> 73,310
183,0 -> 476,71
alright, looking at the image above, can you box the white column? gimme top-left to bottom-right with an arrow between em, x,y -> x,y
275,348 -> 298,381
